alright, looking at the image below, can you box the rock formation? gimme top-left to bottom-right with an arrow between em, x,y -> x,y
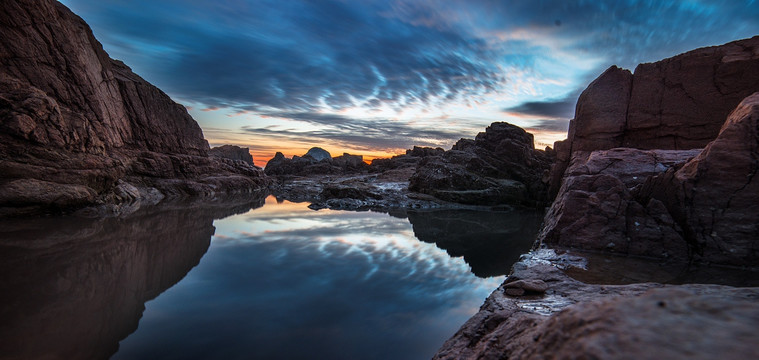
0,0 -> 269,216
435,37 -> 759,359
434,263 -> 759,360
542,37 -> 759,266
264,148 -> 368,176
209,145 -> 255,165
409,122 -> 554,206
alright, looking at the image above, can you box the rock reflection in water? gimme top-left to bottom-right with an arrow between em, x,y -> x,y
406,208 -> 544,277
112,198 -> 516,360
0,197 -> 266,360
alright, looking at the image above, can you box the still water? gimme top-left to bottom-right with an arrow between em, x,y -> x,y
0,196 -> 543,360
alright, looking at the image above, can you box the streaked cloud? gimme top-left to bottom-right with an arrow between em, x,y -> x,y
60,0 -> 759,158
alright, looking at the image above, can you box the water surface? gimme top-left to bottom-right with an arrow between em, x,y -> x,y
0,196 -> 543,360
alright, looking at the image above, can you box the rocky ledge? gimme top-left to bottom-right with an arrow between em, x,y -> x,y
0,0 -> 270,216
436,37 -> 759,359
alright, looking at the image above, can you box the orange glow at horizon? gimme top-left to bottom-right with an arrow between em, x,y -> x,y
207,127 -> 569,168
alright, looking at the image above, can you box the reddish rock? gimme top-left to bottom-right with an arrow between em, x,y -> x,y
540,148 -> 700,260
434,263 -> 759,360
626,37 -> 759,149
569,66 -> 633,152
0,0 -> 270,215
640,93 -> 759,266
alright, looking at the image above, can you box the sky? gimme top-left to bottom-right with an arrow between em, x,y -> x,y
59,0 -> 759,165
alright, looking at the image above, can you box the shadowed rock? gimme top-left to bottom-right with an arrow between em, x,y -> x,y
0,0 -> 270,216
409,122 -> 554,207
210,145 -> 255,165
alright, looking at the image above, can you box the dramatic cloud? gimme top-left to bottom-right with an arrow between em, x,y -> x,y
242,112 -> 468,152
61,0 -> 759,157
502,95 -> 577,120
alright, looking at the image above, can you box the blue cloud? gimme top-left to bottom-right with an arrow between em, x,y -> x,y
60,0 -> 759,150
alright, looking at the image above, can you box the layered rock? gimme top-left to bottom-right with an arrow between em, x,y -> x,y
0,0 -> 269,216
264,148 -> 368,176
209,145 -> 254,165
409,122 -> 554,206
540,148 -> 701,261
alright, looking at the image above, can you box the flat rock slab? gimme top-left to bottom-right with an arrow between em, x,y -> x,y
433,263 -> 759,360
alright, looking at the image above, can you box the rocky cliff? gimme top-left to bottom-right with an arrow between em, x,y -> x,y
543,37 -> 759,265
0,0 -> 269,216
435,37 -> 759,359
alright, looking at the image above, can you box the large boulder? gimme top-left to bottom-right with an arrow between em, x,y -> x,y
639,93 -> 759,266
409,122 -> 553,206
569,66 -> 633,152
539,148 -> 700,261
550,36 -> 759,196
0,0 -> 270,215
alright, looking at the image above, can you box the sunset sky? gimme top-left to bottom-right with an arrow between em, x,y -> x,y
60,0 -> 759,165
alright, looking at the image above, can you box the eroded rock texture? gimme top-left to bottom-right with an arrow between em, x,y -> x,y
409,122 -> 554,206
434,264 -> 759,360
0,0 -> 269,215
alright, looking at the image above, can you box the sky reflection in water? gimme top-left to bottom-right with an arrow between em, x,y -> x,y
114,197 -> 538,360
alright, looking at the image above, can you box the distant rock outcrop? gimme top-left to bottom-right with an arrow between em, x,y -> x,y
409,122 -> 554,206
264,147 -> 368,176
210,145 -> 254,165
0,0 -> 270,215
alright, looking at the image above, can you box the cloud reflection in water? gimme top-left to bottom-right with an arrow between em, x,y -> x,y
114,197 -> 536,360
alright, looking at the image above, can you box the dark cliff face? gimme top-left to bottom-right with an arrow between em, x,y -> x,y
542,37 -> 759,265
564,36 -> 759,156
0,0 -> 208,156
0,0 -> 270,215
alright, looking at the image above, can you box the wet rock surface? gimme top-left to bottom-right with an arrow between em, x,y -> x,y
434,261 -> 759,360
0,0 -> 270,216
